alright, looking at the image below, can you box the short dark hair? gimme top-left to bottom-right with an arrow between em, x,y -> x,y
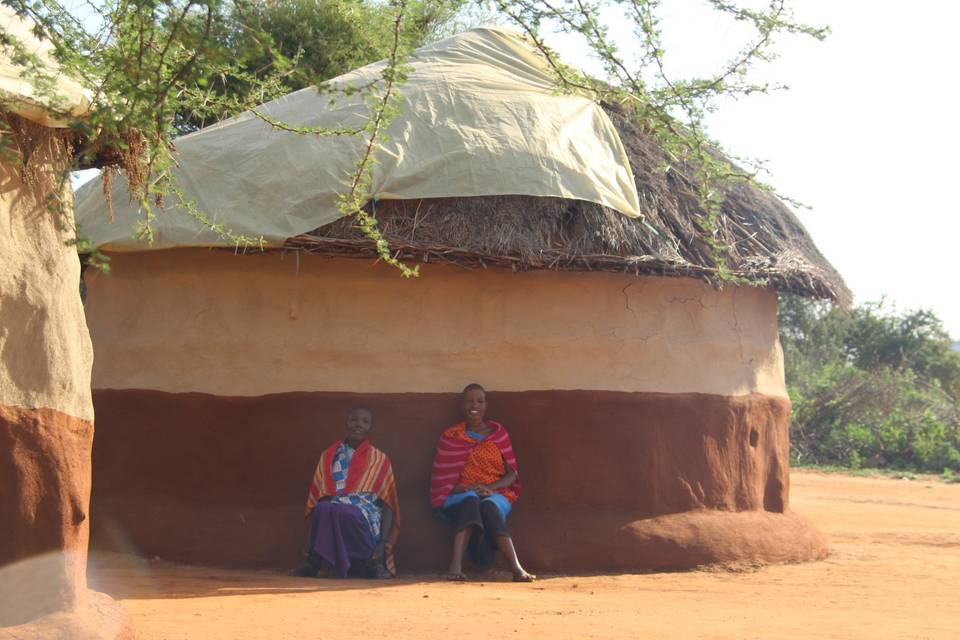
462,383 -> 486,396
347,406 -> 374,425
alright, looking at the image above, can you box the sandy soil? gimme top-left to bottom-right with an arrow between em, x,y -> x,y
87,471 -> 960,639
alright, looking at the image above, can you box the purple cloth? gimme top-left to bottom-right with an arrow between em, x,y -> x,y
307,500 -> 375,577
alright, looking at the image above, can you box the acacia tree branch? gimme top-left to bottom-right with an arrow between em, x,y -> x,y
337,0 -> 418,277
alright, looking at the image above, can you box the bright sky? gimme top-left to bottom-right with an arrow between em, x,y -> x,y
542,0 -> 960,338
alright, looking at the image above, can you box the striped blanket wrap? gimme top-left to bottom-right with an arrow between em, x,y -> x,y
429,420 -> 520,509
305,439 -> 400,575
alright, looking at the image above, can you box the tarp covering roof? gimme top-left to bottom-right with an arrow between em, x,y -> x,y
74,27 -> 641,250
296,101 -> 850,305
0,5 -> 89,126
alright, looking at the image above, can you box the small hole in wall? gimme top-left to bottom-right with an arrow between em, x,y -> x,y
749,429 -> 759,447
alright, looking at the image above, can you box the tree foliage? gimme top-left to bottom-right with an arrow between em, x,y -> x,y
171,0 -> 460,133
779,294 -> 960,472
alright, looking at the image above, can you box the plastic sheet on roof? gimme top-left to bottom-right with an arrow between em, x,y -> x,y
74,27 -> 641,251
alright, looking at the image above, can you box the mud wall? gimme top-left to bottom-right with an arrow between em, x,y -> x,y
84,251 -> 825,572
89,388 -> 820,572
84,251 -> 788,398
0,129 -> 95,626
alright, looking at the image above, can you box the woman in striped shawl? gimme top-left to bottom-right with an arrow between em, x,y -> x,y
292,407 -> 400,579
429,384 -> 535,582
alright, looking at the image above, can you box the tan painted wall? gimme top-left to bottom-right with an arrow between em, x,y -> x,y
0,135 -> 93,421
85,250 -> 787,398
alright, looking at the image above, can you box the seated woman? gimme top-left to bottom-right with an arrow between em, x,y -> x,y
429,383 -> 535,582
292,406 -> 400,578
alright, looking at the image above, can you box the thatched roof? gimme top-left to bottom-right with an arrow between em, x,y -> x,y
287,102 -> 850,305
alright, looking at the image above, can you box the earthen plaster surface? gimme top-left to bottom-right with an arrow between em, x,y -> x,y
85,250 -> 787,398
90,388 -> 813,572
0,137 -> 92,420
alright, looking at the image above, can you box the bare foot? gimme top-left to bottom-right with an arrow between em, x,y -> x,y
368,562 -> 394,579
446,572 -> 467,581
512,569 -> 536,582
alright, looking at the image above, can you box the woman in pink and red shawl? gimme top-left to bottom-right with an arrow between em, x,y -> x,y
429,383 -> 535,581
292,407 -> 400,579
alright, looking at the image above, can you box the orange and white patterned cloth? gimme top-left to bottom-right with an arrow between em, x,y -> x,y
458,437 -> 507,487
429,421 -> 520,508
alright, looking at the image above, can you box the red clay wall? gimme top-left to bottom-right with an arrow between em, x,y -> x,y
89,389 -> 824,572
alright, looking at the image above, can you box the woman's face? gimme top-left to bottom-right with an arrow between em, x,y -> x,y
462,388 -> 487,424
345,408 -> 373,447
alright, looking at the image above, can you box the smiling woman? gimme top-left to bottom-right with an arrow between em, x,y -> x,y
429,384 -> 534,581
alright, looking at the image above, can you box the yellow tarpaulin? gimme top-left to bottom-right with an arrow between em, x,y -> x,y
74,27 -> 641,250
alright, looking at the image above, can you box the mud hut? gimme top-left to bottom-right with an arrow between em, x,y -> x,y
0,7 -> 135,637
75,28 -> 845,573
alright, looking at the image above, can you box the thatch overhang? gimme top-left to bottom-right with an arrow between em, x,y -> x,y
287,102 -> 851,306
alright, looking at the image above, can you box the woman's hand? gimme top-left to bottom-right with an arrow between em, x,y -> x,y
454,483 -> 494,496
471,484 -> 494,497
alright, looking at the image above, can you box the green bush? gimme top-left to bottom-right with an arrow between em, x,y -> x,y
780,295 -> 960,473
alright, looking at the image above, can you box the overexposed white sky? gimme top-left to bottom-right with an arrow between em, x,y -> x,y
543,1 -> 960,338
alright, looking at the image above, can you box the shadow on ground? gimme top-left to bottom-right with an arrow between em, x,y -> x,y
87,551 -> 438,600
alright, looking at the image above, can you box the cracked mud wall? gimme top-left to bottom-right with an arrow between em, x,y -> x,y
83,250 -> 825,571
84,250 -> 787,398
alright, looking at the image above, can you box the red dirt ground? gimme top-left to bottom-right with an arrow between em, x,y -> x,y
86,471 -> 960,639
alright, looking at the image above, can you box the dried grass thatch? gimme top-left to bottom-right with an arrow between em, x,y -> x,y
0,110 -> 73,195
285,102 -> 850,305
